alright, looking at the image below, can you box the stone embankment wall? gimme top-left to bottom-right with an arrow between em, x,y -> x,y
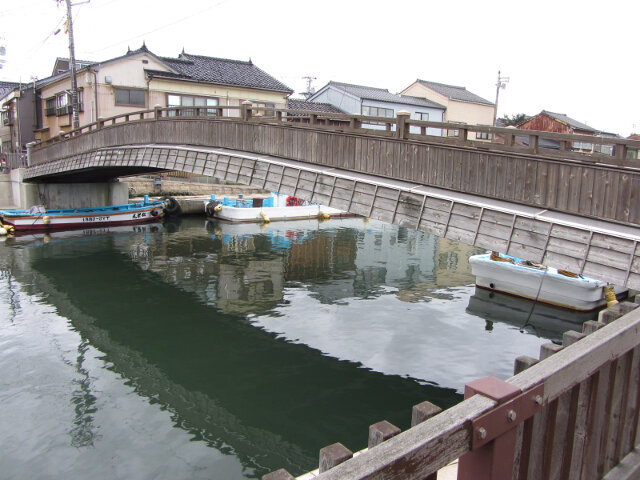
124,177 -> 269,198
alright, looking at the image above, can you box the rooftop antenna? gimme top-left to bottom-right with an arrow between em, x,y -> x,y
301,76 -> 316,100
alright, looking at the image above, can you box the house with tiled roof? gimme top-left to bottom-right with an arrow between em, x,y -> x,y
36,44 -> 293,140
400,79 -> 495,139
516,110 -> 600,153
308,81 -> 445,135
286,98 -> 349,126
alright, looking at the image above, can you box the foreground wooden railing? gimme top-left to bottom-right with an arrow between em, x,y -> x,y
33,103 -> 640,169
262,299 -> 640,480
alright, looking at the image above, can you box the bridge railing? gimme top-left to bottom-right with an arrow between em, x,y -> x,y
32,105 -> 640,169
262,300 -> 640,480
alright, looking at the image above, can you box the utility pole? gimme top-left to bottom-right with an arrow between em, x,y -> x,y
493,70 -> 509,128
59,0 -> 88,130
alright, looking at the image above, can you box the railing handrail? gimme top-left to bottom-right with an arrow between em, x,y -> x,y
274,305 -> 640,479
32,105 -> 640,168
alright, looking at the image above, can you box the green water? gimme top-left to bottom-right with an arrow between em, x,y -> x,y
0,217 -> 591,479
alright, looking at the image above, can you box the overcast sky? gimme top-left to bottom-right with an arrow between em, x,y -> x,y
1,0 -> 638,136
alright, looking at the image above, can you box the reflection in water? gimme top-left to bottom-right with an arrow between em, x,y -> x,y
69,340 -> 100,448
466,287 -> 597,342
0,217 -> 589,479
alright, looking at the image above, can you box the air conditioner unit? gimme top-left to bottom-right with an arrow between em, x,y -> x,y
105,76 -> 112,84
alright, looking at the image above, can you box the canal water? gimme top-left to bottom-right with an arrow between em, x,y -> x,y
0,216 -> 596,479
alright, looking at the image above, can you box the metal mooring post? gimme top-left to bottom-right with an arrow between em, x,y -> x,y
457,376 -> 544,480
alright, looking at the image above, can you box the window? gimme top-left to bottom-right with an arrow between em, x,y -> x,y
252,101 -> 275,117
114,88 -> 145,107
1,109 -> 11,126
167,94 -> 218,116
572,141 -> 593,151
415,112 -> 429,121
476,131 -> 489,140
362,105 -> 394,117
45,97 -> 56,116
52,90 -> 84,116
56,92 -> 70,115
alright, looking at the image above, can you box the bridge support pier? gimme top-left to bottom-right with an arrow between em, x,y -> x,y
0,168 -> 128,209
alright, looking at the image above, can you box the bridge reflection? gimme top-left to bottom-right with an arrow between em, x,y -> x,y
12,220 -> 466,477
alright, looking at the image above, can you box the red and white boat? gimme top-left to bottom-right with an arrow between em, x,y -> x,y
0,198 -> 175,232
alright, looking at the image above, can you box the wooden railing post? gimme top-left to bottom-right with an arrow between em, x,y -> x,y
261,469 -> 295,480
241,100 -> 253,122
458,127 -> 469,144
615,143 -> 628,161
154,105 -> 162,120
396,110 -> 410,139
319,443 -> 353,473
458,376 -> 544,480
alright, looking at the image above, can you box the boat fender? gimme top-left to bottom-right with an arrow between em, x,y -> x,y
0,227 -> 6,236
150,209 -> 160,217
318,212 -> 330,220
205,201 -> 223,217
163,197 -> 181,216
490,251 -> 514,263
260,212 -> 270,223
43,216 -> 51,225
604,285 -> 619,307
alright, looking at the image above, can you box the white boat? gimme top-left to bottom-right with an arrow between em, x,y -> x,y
204,193 -> 358,223
469,252 -> 627,312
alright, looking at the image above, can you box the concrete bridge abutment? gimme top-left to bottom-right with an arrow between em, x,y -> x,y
0,168 -> 128,209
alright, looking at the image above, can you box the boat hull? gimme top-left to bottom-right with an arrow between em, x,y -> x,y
0,202 -> 165,231
210,204 -> 357,223
469,254 -> 627,312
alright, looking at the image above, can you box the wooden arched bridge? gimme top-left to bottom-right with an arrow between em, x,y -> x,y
26,104 -> 640,289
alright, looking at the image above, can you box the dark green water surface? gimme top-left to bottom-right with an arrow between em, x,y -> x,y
0,217 -> 593,479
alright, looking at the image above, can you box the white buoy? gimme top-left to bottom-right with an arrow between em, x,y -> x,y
0,227 -> 7,236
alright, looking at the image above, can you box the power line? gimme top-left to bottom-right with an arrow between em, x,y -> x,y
84,0 -> 229,55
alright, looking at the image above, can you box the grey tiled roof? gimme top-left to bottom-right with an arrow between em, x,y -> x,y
0,80 -> 21,98
416,79 -> 494,106
287,98 -> 345,114
152,52 -> 293,94
326,81 -> 445,109
542,111 -> 596,133
36,44 -> 293,95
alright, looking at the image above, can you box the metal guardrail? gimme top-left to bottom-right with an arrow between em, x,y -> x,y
1,153 -> 28,172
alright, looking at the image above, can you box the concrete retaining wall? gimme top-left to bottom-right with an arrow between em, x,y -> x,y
0,169 -> 128,209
